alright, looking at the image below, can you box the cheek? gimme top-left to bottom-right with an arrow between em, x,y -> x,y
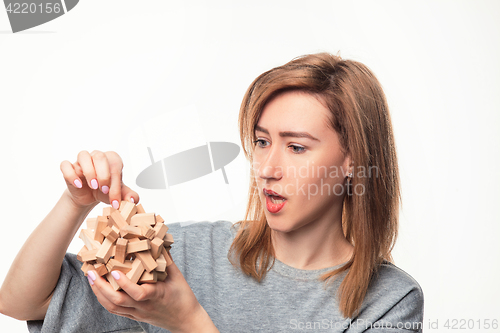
290,163 -> 346,199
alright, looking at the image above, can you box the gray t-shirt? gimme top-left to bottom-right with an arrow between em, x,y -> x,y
28,221 -> 424,332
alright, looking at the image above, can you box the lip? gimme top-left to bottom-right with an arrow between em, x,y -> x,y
263,188 -> 286,198
263,188 -> 287,213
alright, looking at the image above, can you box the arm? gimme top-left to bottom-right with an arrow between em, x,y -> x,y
0,150 -> 137,321
0,192 -> 95,320
88,260 -> 220,333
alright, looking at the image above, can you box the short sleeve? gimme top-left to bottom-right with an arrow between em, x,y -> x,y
365,286 -> 424,332
27,253 -> 142,333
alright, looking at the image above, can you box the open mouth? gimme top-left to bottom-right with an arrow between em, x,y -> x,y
263,189 -> 287,213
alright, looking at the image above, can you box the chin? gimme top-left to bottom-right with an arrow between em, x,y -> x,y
265,214 -> 298,234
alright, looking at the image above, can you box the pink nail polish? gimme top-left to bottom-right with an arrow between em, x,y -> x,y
130,197 -> 135,203
111,271 -> 120,280
88,270 -> 96,281
87,275 -> 94,286
91,179 -> 98,190
112,200 -> 119,209
74,179 -> 82,188
102,186 -> 109,194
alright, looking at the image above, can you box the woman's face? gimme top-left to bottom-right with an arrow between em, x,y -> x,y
253,90 -> 350,234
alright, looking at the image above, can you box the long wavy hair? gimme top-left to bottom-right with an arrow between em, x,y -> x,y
228,52 -> 400,318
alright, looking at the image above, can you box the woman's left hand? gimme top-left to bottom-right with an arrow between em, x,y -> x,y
87,259 -> 218,333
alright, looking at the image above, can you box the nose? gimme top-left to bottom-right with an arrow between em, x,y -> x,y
254,147 -> 283,181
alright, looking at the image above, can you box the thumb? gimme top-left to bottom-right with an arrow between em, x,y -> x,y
121,183 -> 140,204
165,256 -> 184,280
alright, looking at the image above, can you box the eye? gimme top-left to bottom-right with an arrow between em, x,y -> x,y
253,139 -> 269,148
289,144 -> 306,154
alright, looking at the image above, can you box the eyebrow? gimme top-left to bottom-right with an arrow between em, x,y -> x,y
255,125 -> 320,141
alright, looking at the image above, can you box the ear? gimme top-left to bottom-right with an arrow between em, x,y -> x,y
342,153 -> 353,177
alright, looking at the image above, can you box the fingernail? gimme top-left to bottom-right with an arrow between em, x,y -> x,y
102,186 -> 109,194
130,197 -> 135,203
111,271 -> 120,280
88,270 -> 96,281
74,179 -> 82,188
87,275 -> 94,286
91,179 -> 98,190
112,200 -> 119,209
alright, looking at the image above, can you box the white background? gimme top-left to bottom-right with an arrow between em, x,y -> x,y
1,0 -> 499,331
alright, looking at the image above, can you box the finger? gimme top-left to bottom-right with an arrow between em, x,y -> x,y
121,184 -> 140,205
109,270 -> 155,302
88,271 -> 138,311
60,160 -> 83,189
77,150 -> 99,190
90,281 -> 131,317
106,152 -> 124,209
164,258 -> 184,280
90,150 -> 111,195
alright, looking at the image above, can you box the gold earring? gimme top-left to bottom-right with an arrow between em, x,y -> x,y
347,172 -> 353,196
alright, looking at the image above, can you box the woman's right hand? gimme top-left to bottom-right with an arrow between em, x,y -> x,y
60,150 -> 139,209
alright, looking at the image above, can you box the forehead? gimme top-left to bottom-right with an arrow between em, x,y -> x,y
256,90 -> 332,134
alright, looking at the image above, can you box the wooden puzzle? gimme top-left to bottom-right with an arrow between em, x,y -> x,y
77,201 -> 174,291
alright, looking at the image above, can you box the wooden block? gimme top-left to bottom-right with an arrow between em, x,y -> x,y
126,239 -> 151,254
77,245 -> 89,262
130,213 -> 156,227
96,238 -> 114,264
120,226 -> 143,239
81,262 -> 91,276
119,201 -> 137,222
115,238 -> 128,263
101,226 -> 119,243
106,258 -> 133,274
110,211 -> 129,230
150,237 -> 164,260
163,233 -> 174,247
86,217 -> 97,231
162,247 -> 173,267
135,251 -> 158,272
165,253 -> 173,267
106,272 -> 121,291
126,259 -> 145,284
94,263 -> 108,276
157,271 -> 168,282
136,203 -> 146,214
155,254 -> 167,272
155,214 -> 165,224
79,229 -> 101,250
102,206 -> 117,217
153,223 -> 168,240
94,216 -> 108,243
139,270 -> 157,283
144,228 -> 156,240
80,248 -> 99,262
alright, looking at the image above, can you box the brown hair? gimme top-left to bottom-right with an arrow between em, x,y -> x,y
228,52 -> 400,318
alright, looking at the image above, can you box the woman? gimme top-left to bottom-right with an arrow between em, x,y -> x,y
0,53 -> 423,332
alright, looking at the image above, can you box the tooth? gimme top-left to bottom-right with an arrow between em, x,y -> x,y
270,197 -> 284,204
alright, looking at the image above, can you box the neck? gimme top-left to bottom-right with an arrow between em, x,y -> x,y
271,216 -> 353,271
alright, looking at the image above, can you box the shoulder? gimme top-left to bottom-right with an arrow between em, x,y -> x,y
373,261 -> 423,296
166,220 -> 235,245
371,261 -> 424,308
352,262 -> 424,332
165,221 -> 236,273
